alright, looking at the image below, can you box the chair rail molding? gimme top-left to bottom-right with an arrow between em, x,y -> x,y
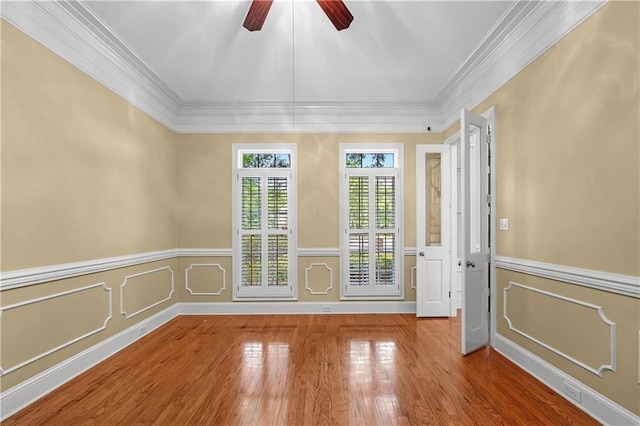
0,249 -> 179,290
495,256 -> 640,298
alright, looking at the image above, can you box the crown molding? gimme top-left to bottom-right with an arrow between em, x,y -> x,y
175,101 -> 443,133
1,0 -> 179,129
2,0 -> 607,134
438,0 -> 608,130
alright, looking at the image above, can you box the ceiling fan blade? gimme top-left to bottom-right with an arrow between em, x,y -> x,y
243,0 -> 274,32
316,0 -> 354,31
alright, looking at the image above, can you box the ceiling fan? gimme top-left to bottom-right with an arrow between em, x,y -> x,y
243,0 -> 354,31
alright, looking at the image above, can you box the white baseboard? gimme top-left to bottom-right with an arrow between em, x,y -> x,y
178,301 -> 416,315
0,305 -> 179,422
493,334 -> 639,426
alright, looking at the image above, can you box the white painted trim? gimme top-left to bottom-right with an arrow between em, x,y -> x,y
177,248 -> 233,257
494,334 -> 639,426
0,1 -> 178,130
0,249 -> 178,290
304,263 -> 333,295
175,102 -> 443,134
0,283 -> 112,376
185,263 -> 226,296
495,256 -> 640,299
440,0 -> 608,130
339,143 -> 405,299
1,0 -> 606,134
0,305 -> 178,422
178,301 -> 416,315
2,246 -> 437,291
503,282 -> 616,376
298,248 -> 340,257
231,143 -> 298,300
120,266 -> 175,319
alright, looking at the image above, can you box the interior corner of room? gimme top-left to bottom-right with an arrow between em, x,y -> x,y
0,0 -> 638,424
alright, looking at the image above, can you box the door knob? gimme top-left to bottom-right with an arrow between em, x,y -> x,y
419,251 -> 425,257
466,260 -> 476,268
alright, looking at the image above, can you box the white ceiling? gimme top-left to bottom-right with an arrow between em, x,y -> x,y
2,0 -> 606,132
85,0 -> 513,104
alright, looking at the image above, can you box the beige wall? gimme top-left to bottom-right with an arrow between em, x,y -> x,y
454,1 -> 639,415
1,23 -> 178,271
0,23 -> 179,392
176,133 -> 440,302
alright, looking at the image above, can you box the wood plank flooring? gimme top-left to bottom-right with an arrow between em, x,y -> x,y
4,314 -> 599,425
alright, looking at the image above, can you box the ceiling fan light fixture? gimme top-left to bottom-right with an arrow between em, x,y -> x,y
243,0 -> 274,32
316,0 -> 354,31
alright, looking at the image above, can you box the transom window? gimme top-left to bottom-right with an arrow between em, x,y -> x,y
340,144 -> 404,299
233,145 -> 297,299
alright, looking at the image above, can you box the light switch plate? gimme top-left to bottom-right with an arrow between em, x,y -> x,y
499,218 -> 509,231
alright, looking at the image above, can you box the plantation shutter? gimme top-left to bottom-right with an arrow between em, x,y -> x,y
238,172 -> 292,297
344,170 -> 399,295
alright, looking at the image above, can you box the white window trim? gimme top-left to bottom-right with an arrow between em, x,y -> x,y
339,143 -> 404,300
232,143 -> 297,300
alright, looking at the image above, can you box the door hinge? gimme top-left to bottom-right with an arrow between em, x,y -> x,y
448,291 -> 451,298
487,253 -> 491,263
486,194 -> 491,204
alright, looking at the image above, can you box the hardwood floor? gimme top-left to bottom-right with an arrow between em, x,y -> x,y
5,314 -> 599,425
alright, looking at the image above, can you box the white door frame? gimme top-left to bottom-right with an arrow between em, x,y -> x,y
415,144 -> 452,317
444,133 -> 461,313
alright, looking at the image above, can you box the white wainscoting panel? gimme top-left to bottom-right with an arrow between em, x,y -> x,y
0,305 -> 178,422
120,266 -> 175,319
185,263 -> 226,296
0,283 -> 112,375
496,256 -> 640,298
503,282 -> 616,377
304,263 -> 333,295
494,334 -> 639,426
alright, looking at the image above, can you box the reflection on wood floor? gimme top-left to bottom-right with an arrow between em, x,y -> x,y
5,314 -> 598,425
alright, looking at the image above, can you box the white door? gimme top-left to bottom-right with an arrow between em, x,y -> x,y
416,145 -> 451,317
460,109 -> 490,354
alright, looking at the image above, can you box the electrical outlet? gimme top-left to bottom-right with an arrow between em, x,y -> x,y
322,305 -> 331,312
563,382 -> 581,403
138,325 -> 148,336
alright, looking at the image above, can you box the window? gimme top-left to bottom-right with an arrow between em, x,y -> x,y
233,145 -> 296,299
340,144 -> 403,298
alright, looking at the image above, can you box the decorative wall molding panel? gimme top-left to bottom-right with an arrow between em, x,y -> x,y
0,249 -> 178,290
304,263 -> 333,295
185,263 -> 226,296
120,266 -> 175,319
0,283 -> 112,376
503,282 -> 616,377
494,335 -> 639,426
0,305 -> 179,422
0,0 -> 606,133
495,256 -> 640,298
